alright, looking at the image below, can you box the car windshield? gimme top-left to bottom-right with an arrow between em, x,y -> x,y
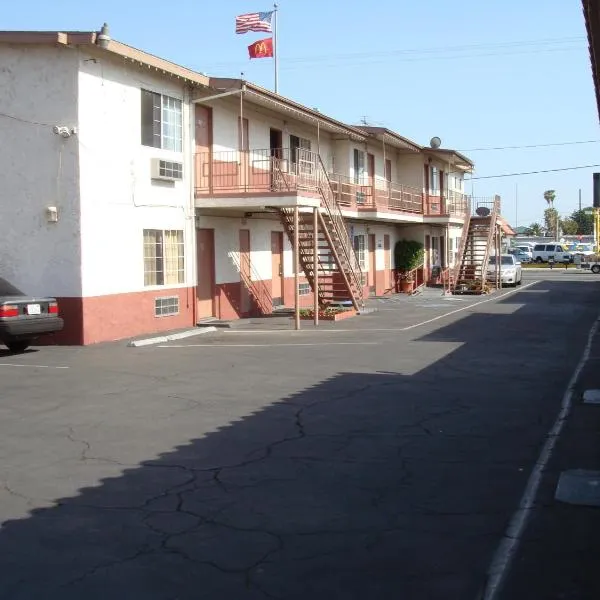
489,256 -> 514,266
0,277 -> 25,296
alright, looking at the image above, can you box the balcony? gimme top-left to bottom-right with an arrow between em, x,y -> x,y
195,148 -> 321,198
194,147 -> 470,221
328,174 -> 423,215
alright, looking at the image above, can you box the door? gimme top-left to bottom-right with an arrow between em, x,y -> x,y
368,234 -> 376,294
269,128 -> 283,189
271,231 -> 284,306
440,235 -> 446,268
384,234 -> 391,291
367,153 -> 375,205
238,117 -> 249,190
239,229 -> 251,315
384,159 -> 392,201
195,105 -> 212,192
196,229 -> 216,320
425,234 -> 431,279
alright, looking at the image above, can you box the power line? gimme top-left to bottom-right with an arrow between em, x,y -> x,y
462,140 -> 600,151
198,35 -> 585,71
469,164 -> 600,180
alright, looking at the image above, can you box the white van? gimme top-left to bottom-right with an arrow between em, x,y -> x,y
532,243 -> 572,263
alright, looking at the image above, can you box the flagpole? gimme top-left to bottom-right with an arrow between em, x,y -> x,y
273,3 -> 279,93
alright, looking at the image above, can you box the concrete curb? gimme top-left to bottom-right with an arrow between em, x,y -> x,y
128,326 -> 218,348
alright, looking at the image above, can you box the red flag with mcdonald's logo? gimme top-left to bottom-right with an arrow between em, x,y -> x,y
248,37 -> 273,59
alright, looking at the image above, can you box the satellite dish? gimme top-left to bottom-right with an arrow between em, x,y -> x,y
430,136 -> 442,149
476,206 -> 491,217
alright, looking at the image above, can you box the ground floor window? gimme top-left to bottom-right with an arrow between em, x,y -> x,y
144,229 -> 185,286
353,235 -> 366,269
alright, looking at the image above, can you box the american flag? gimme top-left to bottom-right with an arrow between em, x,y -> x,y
235,11 -> 273,34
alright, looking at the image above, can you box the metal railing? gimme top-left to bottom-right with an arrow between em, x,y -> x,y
194,148 -> 320,195
328,174 -> 423,214
452,198 -> 472,286
315,154 -> 364,306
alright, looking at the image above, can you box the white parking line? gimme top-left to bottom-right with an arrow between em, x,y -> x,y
0,363 -> 69,369
221,283 -> 538,335
478,313 -> 599,600
158,342 -> 380,348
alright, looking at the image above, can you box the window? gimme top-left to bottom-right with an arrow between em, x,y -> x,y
353,235 -> 366,269
290,134 -> 311,164
141,90 -> 183,152
430,166 -> 439,193
385,159 -> 392,183
298,282 -> 311,296
154,296 -> 180,317
534,244 -> 545,251
353,149 -> 365,184
144,229 -> 185,286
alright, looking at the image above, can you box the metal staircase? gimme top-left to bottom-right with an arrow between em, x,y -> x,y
277,152 -> 364,311
452,197 -> 501,294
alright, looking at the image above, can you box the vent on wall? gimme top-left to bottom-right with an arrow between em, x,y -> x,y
151,158 -> 183,182
155,296 -> 180,317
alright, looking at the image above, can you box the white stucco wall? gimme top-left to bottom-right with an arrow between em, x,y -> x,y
396,154 -> 425,191
0,44 -> 81,296
77,54 -> 195,297
210,99 -> 335,171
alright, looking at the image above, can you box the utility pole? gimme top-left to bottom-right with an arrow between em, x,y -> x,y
515,183 -> 518,230
579,188 -> 582,212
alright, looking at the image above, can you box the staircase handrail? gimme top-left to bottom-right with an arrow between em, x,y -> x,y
452,197 -> 472,285
481,197 -> 501,289
314,153 -> 364,305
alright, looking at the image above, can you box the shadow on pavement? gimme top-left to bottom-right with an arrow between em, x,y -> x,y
0,281 -> 598,600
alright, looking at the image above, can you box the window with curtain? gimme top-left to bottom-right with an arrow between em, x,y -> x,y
353,149 -> 365,184
430,166 -> 439,194
143,229 -> 184,286
353,235 -> 366,269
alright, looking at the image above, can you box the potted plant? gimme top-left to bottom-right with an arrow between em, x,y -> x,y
394,240 -> 425,293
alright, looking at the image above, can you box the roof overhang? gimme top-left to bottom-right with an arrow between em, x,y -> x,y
583,0 -> 600,119
200,78 -> 367,140
353,126 -> 422,153
0,30 -> 211,88
422,148 -> 474,173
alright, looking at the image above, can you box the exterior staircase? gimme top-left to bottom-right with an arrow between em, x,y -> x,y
452,197 -> 501,294
277,153 -> 364,311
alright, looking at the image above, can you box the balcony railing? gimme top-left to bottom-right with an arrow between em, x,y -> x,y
328,174 -> 423,214
195,148 -> 320,196
194,147 -> 473,221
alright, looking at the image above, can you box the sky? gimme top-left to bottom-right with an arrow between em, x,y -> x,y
3,0 -> 599,227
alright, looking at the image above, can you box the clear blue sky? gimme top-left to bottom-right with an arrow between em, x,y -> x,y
3,0 -> 599,227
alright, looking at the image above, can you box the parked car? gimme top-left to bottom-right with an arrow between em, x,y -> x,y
487,254 -> 523,286
0,277 -> 64,352
567,243 -> 596,258
514,244 -> 535,253
532,243 -> 573,263
509,247 -> 532,263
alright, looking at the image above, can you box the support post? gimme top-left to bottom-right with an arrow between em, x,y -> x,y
294,206 -> 300,330
313,207 -> 319,327
273,3 -> 279,93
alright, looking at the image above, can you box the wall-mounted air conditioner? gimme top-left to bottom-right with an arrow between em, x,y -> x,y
151,158 -> 183,182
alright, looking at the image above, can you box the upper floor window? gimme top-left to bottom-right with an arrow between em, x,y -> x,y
141,90 -> 183,152
353,149 -> 365,184
430,166 -> 439,194
290,135 -> 311,165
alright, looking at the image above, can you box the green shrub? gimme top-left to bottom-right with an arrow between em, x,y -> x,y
394,239 -> 424,272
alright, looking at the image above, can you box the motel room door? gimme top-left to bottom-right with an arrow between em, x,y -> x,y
368,234 -> 376,294
271,231 -> 284,307
196,228 -> 216,320
239,229 -> 251,315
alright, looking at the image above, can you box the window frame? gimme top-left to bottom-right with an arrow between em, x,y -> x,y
353,149 -> 365,184
143,228 -> 185,287
141,89 -> 183,152
353,234 -> 366,270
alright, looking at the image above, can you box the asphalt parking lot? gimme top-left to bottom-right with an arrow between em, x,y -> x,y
1,272 -> 600,599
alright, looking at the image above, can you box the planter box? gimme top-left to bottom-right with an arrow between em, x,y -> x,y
300,310 -> 357,322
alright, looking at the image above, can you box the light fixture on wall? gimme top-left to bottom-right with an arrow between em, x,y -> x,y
46,206 -> 58,223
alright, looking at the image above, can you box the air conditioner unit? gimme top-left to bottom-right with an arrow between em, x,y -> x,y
151,158 -> 183,182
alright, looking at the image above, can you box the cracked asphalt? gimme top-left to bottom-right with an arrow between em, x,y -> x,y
0,273 -> 599,599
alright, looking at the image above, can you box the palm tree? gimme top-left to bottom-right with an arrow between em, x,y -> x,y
543,189 -> 556,209
528,222 -> 543,236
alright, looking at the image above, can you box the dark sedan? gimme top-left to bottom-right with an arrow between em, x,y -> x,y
0,277 -> 64,352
